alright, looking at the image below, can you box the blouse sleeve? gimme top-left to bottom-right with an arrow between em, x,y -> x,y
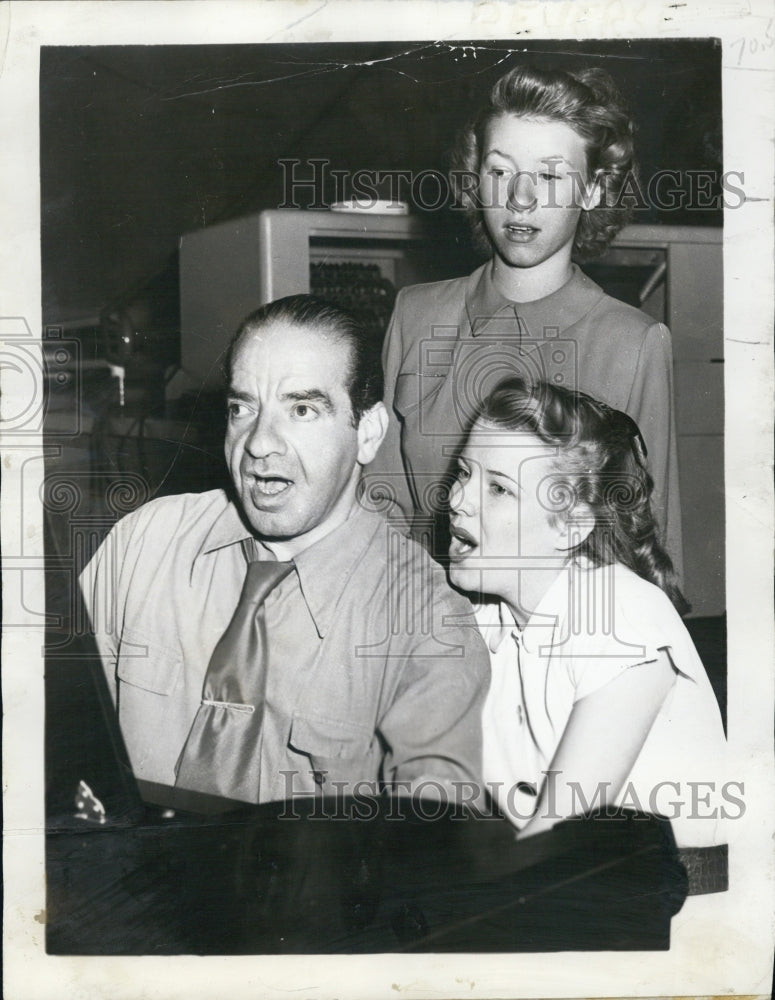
625,322 -> 683,579
567,621 -> 662,703
561,567 -> 680,703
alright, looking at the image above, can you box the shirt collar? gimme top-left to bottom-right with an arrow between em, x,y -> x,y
475,598 -> 521,653
194,496 -> 383,639
493,600 -> 521,653
291,503 -> 383,638
464,260 -> 605,338
476,569 -> 573,655
195,496 -> 254,564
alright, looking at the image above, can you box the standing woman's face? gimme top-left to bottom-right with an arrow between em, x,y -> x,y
477,114 -> 599,275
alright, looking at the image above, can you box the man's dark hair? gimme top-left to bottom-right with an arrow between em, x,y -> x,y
224,294 -> 384,424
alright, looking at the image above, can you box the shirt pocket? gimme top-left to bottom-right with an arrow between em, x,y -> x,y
116,626 -> 183,697
288,714 -> 378,791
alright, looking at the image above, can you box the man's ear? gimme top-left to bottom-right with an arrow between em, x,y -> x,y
356,401 -> 389,466
554,502 -> 595,551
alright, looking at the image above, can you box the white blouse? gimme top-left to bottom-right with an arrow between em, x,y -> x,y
477,561 -> 729,847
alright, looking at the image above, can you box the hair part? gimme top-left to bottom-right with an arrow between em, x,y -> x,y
224,294 -> 384,425
450,65 -> 637,259
479,377 -> 689,614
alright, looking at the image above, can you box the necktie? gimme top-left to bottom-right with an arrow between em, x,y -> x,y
175,558 -> 294,803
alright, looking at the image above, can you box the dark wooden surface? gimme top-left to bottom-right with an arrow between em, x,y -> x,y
45,643 -> 687,956
47,800 -> 686,955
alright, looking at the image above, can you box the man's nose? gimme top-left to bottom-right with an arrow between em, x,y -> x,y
244,410 -> 285,458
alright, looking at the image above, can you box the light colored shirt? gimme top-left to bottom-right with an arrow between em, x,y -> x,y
476,562 -> 727,847
372,262 -> 683,575
80,489 -> 490,803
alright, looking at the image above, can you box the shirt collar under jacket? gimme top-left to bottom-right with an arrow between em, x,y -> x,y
463,260 -> 606,339
194,495 -> 384,639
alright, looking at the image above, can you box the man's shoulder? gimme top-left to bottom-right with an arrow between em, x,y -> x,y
111,489 -> 229,542
359,512 -> 476,612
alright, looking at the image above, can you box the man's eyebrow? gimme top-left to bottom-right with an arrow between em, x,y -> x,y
225,387 -> 336,412
282,388 -> 335,413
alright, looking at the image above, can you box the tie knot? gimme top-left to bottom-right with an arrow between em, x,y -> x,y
242,560 -> 294,605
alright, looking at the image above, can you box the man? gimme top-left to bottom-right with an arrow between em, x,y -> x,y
80,295 -> 489,808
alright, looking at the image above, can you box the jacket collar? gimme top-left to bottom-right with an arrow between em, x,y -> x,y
464,260 -> 605,339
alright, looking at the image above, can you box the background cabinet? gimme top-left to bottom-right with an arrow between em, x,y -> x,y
605,226 -> 724,618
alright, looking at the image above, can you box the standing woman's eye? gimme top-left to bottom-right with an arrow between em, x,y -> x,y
488,480 -> 510,498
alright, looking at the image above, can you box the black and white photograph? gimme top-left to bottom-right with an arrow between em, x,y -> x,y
2,2 -> 773,998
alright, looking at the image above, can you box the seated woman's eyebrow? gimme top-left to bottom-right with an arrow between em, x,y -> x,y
283,388 -> 335,413
486,467 -> 519,486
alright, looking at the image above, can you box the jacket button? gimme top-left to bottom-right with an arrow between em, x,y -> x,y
313,770 -> 326,786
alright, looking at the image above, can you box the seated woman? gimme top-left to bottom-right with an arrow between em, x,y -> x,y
447,377 -> 727,884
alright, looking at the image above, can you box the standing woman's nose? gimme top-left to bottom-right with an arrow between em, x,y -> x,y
507,170 -> 538,213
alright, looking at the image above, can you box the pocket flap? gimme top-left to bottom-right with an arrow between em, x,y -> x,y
393,370 -> 445,419
288,714 -> 372,759
116,627 -> 182,696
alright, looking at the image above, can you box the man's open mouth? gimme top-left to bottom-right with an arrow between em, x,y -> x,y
251,475 -> 293,497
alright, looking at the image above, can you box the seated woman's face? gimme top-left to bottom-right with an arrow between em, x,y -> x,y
447,420 -> 569,601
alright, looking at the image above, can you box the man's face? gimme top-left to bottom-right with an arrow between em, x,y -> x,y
225,321 -> 368,557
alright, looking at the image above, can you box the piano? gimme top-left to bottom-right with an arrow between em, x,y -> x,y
45,642 -> 687,955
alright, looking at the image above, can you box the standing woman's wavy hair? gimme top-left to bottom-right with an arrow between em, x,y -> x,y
479,378 -> 689,615
450,65 -> 637,259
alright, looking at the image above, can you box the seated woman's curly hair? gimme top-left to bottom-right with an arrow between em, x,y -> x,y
450,65 -> 638,260
478,377 -> 689,615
